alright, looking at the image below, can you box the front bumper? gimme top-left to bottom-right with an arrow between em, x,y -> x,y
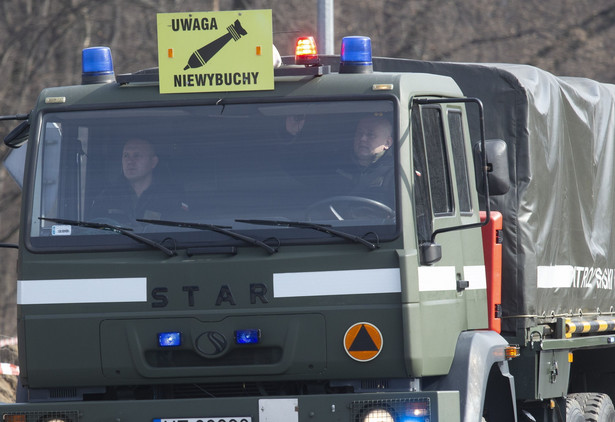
1,390 -> 460,422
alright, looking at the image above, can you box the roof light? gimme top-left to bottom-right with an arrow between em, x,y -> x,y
340,36 -> 373,74
81,46 -> 116,85
273,44 -> 282,68
372,84 -> 394,91
295,36 -> 319,66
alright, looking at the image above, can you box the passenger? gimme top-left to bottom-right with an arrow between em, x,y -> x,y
90,138 -> 189,225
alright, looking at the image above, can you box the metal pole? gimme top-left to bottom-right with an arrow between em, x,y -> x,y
317,0 -> 334,54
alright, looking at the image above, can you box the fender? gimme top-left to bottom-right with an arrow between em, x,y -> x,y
437,330 -> 516,422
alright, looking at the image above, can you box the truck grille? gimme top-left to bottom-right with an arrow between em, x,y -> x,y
145,347 -> 282,367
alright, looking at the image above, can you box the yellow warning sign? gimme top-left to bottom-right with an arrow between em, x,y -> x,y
344,322 -> 383,362
157,10 -> 274,94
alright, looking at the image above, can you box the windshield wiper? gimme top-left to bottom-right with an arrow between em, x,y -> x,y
39,217 -> 175,257
137,218 -> 278,255
235,219 -> 379,250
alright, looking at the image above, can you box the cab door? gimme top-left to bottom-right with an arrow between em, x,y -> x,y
404,100 -> 487,376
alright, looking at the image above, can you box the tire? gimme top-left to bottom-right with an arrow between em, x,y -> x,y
569,392 -> 592,409
566,397 -> 586,422
582,393 -> 615,422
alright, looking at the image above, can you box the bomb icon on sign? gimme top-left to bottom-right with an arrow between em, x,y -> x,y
183,19 -> 248,70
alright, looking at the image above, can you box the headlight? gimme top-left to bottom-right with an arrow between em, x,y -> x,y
353,398 -> 431,422
362,408 -> 395,422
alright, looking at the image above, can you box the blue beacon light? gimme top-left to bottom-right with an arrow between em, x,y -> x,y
235,329 -> 261,345
158,332 -> 181,347
81,46 -> 116,85
339,36 -> 373,74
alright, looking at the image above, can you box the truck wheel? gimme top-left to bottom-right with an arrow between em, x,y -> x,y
582,393 -> 615,422
569,392 -> 592,409
566,397 -> 586,422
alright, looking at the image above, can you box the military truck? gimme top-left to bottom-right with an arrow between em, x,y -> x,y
3,11 -> 615,422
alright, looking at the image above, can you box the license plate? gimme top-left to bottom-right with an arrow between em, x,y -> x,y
154,418 -> 252,422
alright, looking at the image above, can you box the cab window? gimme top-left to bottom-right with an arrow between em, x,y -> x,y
29,100 -> 399,252
411,108 -> 432,244
419,106 -> 453,215
448,110 -> 472,214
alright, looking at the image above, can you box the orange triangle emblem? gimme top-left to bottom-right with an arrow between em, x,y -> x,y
344,322 -> 383,362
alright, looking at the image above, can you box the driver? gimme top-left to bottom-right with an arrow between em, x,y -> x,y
90,138 -> 190,224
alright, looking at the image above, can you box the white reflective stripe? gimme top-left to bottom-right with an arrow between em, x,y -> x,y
418,266 -> 456,291
17,278 -> 147,304
464,265 -> 487,290
273,268 -> 401,298
537,265 -> 574,288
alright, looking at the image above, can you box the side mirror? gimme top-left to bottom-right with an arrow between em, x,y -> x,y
4,120 -> 30,148
473,139 -> 509,196
420,242 -> 442,265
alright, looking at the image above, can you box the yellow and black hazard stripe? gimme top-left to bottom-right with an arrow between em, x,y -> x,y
565,317 -> 615,338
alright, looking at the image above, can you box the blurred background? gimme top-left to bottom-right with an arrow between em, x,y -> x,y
0,0 -> 614,336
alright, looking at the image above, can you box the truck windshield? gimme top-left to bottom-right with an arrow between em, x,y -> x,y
29,100 -> 397,251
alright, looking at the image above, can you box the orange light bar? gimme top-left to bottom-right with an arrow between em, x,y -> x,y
295,36 -> 319,65
4,415 -> 27,422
